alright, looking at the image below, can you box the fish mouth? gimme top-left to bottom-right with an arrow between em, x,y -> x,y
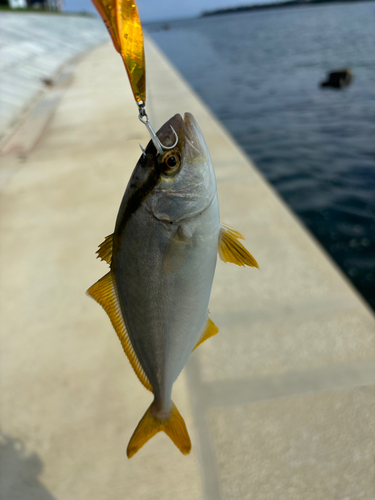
156,113 -> 207,156
183,113 -> 204,152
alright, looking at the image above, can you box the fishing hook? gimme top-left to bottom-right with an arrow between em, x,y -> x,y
137,101 -> 178,155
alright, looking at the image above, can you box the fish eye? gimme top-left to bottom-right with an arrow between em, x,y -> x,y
167,156 -> 177,167
162,151 -> 180,175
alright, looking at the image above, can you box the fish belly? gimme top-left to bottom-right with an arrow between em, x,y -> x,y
113,197 -> 220,406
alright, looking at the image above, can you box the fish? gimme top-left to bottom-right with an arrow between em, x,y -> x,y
87,112 -> 258,458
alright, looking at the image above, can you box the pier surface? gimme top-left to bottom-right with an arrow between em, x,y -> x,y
1,14 -> 375,500
0,12 -> 107,146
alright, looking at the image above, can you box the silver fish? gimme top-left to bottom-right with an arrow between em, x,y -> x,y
87,113 -> 258,458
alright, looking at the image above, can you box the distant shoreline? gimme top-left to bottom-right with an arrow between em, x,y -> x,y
201,0 -> 374,17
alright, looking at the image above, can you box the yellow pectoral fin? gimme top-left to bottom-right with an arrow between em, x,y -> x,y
127,400 -> 191,458
96,234 -> 114,265
87,272 -> 152,392
218,224 -> 259,268
193,318 -> 219,351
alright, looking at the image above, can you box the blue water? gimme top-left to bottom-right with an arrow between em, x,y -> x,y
148,1 -> 375,310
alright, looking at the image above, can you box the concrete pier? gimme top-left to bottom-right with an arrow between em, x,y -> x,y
0,12 -> 107,145
1,16 -> 375,500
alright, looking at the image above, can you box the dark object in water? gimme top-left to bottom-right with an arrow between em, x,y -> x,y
320,68 -> 353,89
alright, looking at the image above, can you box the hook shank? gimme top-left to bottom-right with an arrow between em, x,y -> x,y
138,102 -> 178,155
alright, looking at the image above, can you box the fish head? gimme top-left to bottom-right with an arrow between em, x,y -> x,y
144,113 -> 217,223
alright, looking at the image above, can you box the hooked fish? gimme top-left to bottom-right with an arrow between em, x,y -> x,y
87,112 -> 258,458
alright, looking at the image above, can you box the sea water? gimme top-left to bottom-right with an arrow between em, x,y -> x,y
148,1 -> 375,309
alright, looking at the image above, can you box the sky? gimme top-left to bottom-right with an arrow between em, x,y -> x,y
64,0 -> 269,22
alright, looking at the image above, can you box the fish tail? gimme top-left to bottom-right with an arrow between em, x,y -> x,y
127,400 -> 191,458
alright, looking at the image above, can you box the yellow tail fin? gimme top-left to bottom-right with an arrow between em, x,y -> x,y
127,400 -> 191,458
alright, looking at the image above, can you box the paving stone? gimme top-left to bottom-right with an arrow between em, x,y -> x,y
207,386 -> 375,500
198,306 -> 375,382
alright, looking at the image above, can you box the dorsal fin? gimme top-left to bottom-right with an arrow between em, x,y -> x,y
218,224 -> 259,268
193,318 -> 219,351
87,272 -> 152,392
96,234 -> 114,265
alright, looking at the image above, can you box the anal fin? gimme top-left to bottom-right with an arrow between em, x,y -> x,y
218,224 -> 258,268
87,272 -> 152,392
96,234 -> 114,265
193,318 -> 219,351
